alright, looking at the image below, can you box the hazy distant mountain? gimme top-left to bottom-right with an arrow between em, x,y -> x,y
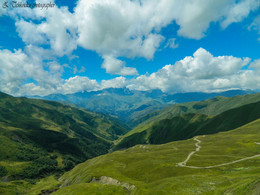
34,88 -> 255,127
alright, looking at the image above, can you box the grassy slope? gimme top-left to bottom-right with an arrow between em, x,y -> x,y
115,93 -> 260,149
132,93 -> 260,127
0,92 -> 127,181
52,118 -> 260,194
115,100 -> 260,149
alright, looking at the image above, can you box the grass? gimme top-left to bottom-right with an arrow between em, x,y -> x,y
115,100 -> 260,150
1,91 -> 260,194
135,93 -> 260,128
0,91 -> 125,185
29,176 -> 61,195
0,176 -> 61,195
55,117 -> 260,194
53,183 -> 128,195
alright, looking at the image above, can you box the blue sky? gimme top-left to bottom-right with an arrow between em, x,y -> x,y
0,0 -> 260,96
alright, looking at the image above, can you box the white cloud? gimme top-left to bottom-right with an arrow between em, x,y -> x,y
249,59 -> 260,70
221,0 -> 260,28
127,48 -> 259,93
15,20 -> 46,45
248,15 -> 260,41
102,55 -> 138,75
1,47 -> 260,96
119,66 -> 139,76
101,77 -> 127,89
59,76 -> 99,94
74,0 -> 164,58
1,0 -> 260,95
174,48 -> 251,79
13,3 -> 78,56
0,48 -> 62,96
7,0 -> 260,76
19,83 -> 55,96
36,6 -> 78,56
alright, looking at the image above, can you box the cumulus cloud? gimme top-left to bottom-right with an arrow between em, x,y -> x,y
174,48 -> 250,79
0,47 -> 99,96
59,76 -> 99,94
101,77 -> 127,89
0,48 -> 62,96
9,0 -> 259,76
16,20 -> 46,45
102,56 -> 138,75
13,2 -> 78,56
127,48 -> 259,93
1,47 -> 260,96
1,0 -> 260,95
74,0 -> 164,58
36,6 -> 78,56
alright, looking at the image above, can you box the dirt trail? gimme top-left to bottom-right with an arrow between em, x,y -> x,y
177,136 -> 260,169
177,136 -> 202,167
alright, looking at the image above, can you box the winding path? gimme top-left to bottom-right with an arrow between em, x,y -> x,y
176,136 -> 260,169
177,137 -> 202,167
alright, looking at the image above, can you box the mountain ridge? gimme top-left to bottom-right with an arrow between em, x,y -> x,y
31,88 -> 255,127
115,93 -> 260,150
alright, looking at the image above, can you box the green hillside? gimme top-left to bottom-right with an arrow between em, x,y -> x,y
1,92 -> 260,194
0,92 -> 127,182
48,116 -> 260,194
132,93 -> 260,127
115,100 -> 260,150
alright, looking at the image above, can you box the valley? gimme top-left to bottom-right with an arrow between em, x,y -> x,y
36,88 -> 254,127
2,0 -> 260,193
0,91 -> 127,193
0,90 -> 260,194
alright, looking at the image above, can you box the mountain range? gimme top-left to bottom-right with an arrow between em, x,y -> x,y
34,88 -> 255,127
1,90 -> 260,194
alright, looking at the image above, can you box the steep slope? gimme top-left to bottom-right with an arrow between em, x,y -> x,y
115,100 -> 260,149
0,91 -> 127,180
50,117 -> 260,194
132,92 -> 260,127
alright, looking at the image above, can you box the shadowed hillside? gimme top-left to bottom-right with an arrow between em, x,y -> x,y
115,99 -> 260,149
132,92 -> 260,127
0,91 -> 127,181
